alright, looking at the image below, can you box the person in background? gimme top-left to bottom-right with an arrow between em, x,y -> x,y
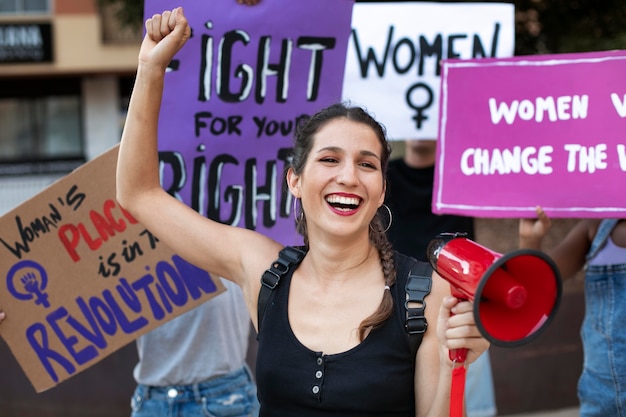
113,7 -> 489,416
520,207 -> 626,417
386,139 -> 498,417
129,280 -> 259,417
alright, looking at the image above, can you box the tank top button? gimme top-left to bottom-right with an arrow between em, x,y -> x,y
315,370 -> 323,379
317,357 -> 323,366
312,385 -> 320,394
167,388 -> 178,398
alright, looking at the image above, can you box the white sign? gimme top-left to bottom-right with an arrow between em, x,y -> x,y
342,2 -> 515,140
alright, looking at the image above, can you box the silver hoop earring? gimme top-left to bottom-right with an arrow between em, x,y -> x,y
370,204 -> 393,233
381,203 -> 392,233
292,197 -> 303,224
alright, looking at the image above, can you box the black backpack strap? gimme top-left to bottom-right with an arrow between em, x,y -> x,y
405,261 -> 433,361
258,246 -> 307,330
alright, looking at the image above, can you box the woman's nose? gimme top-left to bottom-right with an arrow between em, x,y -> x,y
336,162 -> 358,185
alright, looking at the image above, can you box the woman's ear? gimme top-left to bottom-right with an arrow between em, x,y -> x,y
379,179 -> 387,206
286,167 -> 301,198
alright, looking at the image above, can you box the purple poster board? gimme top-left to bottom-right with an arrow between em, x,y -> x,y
434,49 -> 626,218
144,0 -> 354,244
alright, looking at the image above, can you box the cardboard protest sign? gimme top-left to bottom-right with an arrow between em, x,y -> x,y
145,0 -> 355,245
342,2 -> 515,140
0,145 -> 225,392
434,49 -> 626,218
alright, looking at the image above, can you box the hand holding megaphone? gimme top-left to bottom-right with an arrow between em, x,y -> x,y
427,232 -> 562,362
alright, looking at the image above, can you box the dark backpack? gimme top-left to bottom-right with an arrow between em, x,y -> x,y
257,246 -> 432,362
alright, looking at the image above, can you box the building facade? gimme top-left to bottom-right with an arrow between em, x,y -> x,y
0,3 -> 143,415
0,0 -> 139,215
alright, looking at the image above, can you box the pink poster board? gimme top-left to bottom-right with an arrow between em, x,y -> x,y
434,49 -> 626,218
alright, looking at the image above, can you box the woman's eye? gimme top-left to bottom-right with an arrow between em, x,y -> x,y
320,157 -> 338,163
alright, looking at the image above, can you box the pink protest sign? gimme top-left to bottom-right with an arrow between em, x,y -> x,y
434,49 -> 626,218
144,0 -> 354,244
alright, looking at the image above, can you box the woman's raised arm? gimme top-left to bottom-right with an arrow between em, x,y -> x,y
115,8 -> 282,319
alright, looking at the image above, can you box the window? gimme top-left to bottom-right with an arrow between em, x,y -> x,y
0,78 -> 84,175
0,0 -> 50,14
118,75 -> 134,132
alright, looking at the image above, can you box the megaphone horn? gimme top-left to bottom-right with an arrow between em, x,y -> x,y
427,233 -> 562,355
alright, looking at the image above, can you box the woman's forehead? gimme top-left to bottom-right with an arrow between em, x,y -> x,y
312,118 -> 381,153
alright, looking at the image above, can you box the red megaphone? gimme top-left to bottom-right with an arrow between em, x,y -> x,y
427,232 -> 562,362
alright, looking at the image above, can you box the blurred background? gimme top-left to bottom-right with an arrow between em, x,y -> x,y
1,0 -> 625,415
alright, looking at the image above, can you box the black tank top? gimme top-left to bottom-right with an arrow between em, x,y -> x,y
256,252 -> 425,417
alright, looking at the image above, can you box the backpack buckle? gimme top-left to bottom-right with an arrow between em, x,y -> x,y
261,269 -> 281,289
405,315 -> 428,335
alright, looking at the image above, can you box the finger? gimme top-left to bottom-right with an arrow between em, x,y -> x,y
171,8 -> 191,45
168,7 -> 178,32
447,334 -> 489,357
148,13 -> 164,42
144,16 -> 153,40
450,300 -> 473,315
539,210 -> 551,228
447,314 -> 479,336
160,10 -> 173,38
438,295 -> 457,323
442,295 -> 458,310
445,316 -> 485,345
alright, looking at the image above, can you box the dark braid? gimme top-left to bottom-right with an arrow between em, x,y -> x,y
358,209 -> 397,340
288,102 -> 395,341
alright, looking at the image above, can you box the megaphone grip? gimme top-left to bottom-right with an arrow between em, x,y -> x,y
449,347 -> 467,362
450,365 -> 467,417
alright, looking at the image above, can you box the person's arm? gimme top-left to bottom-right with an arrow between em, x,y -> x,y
414,272 -> 489,417
115,8 -> 282,324
519,206 -> 594,280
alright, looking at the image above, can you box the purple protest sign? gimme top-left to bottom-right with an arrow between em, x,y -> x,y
434,49 -> 626,218
144,0 -> 354,244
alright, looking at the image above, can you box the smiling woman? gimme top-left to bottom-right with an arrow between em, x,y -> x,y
288,110 -> 388,250
109,7 -> 491,417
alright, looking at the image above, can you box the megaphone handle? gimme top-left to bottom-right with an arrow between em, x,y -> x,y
450,364 -> 466,417
449,288 -> 469,363
448,301 -> 467,417
449,347 -> 468,362
448,292 -> 468,417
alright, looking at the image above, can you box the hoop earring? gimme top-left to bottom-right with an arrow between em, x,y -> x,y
370,204 -> 393,233
292,197 -> 303,224
381,203 -> 392,233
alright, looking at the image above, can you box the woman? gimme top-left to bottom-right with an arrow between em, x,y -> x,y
520,207 -> 626,417
113,7 -> 488,416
